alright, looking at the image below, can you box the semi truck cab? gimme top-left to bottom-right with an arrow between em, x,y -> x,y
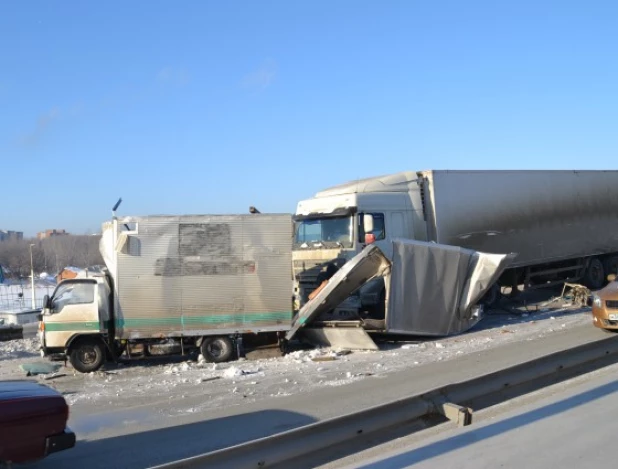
292,173 -> 428,315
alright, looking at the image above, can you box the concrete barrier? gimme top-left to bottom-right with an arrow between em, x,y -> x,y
151,335 -> 618,469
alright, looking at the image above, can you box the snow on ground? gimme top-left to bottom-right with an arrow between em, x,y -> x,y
0,337 -> 40,359
0,301 -> 594,419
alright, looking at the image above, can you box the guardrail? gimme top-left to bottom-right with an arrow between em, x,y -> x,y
151,335 -> 618,469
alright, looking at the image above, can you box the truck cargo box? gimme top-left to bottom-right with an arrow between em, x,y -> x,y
100,214 -> 294,339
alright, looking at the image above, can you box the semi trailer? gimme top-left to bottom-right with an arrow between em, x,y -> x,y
293,170 -> 618,316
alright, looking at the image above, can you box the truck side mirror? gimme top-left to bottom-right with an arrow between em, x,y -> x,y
363,214 -> 374,233
43,294 -> 51,309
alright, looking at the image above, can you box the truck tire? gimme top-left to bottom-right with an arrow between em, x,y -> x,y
69,339 -> 105,373
200,336 -> 234,363
584,258 -> 605,290
481,283 -> 501,308
603,256 -> 618,278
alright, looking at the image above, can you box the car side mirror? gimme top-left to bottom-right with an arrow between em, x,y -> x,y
363,214 -> 374,233
608,274 -> 617,282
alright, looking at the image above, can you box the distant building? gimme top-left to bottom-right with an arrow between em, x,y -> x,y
0,230 -> 24,242
37,229 -> 69,240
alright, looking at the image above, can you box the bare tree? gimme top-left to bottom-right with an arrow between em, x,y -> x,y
0,236 -> 103,278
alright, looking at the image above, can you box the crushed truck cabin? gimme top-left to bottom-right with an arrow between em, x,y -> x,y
286,240 -> 514,350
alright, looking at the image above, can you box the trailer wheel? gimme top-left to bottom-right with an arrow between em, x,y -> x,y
200,336 -> 234,363
584,258 -> 605,290
603,256 -> 618,278
69,339 -> 105,373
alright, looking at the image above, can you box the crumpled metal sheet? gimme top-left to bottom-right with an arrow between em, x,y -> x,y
286,244 -> 390,341
386,239 -> 515,336
287,240 -> 514,342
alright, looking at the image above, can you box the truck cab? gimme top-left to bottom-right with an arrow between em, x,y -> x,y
293,173 -> 428,316
39,276 -> 112,372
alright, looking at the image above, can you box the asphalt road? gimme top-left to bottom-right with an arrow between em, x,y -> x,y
30,322 -> 611,469
334,361 -> 618,469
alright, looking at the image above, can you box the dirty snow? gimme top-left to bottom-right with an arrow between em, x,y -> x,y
0,303 -> 594,419
0,337 -> 40,359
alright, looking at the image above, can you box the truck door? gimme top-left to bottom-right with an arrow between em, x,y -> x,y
360,212 -> 386,249
43,280 -> 100,349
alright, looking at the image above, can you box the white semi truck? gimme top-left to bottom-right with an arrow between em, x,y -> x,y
293,170 -> 618,317
39,213 -> 293,372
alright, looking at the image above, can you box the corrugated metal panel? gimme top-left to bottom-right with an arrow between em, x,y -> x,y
111,214 -> 293,339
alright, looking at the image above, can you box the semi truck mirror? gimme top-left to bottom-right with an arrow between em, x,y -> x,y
43,295 -> 51,309
363,214 -> 375,233
365,233 -> 376,244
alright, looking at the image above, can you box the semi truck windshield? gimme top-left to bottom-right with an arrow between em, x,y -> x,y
295,216 -> 353,248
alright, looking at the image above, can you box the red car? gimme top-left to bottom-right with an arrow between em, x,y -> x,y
0,380 -> 75,464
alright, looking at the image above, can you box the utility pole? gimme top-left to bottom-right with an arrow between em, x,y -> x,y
29,243 -> 36,309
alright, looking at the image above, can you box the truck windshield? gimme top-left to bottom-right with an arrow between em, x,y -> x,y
51,282 -> 95,314
295,216 -> 353,248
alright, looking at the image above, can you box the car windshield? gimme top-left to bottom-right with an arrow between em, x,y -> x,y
295,216 -> 353,248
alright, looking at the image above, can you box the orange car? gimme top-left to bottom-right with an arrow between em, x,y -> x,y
592,275 -> 618,330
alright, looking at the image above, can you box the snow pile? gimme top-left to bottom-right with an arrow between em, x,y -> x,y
285,348 -> 349,363
223,366 -> 246,378
0,338 -> 40,358
164,362 -> 193,374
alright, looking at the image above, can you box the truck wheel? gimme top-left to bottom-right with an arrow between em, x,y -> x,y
604,256 -> 618,278
584,258 -> 605,290
481,283 -> 501,308
69,339 -> 105,373
200,336 -> 234,363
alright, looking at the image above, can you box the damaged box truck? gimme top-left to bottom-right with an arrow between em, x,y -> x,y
293,170 -> 618,318
39,214 -> 293,372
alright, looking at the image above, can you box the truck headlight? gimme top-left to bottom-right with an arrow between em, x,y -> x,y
593,295 -> 602,308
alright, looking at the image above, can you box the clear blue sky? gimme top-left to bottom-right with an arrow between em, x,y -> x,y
2,1 -> 618,236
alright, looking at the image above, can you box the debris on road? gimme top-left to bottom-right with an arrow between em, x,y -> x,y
20,362 -> 62,376
42,373 -> 67,381
311,356 -> 338,362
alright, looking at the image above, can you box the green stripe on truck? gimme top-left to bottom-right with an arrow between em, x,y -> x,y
44,321 -> 101,332
44,311 -> 292,331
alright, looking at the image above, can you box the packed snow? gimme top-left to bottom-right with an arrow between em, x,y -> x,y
0,299 -> 594,421
0,337 -> 40,359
